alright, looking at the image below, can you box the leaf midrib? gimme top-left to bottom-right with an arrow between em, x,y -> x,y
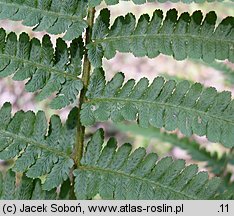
0,53 -> 80,80
93,33 -> 233,46
0,2 -> 85,22
86,97 -> 234,125
78,165 -> 199,200
0,130 -> 71,159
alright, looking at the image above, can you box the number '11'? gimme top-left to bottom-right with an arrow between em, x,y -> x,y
220,204 -> 228,212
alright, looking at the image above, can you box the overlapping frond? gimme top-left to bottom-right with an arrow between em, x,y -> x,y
89,0 -> 234,7
81,68 -> 234,147
74,129 -> 221,199
0,0 -> 88,40
88,9 -> 234,67
216,191 -> 234,200
0,170 -> 56,200
149,134 -> 229,175
117,124 -> 229,175
216,172 -> 234,199
0,103 -> 77,190
0,29 -> 84,109
203,61 -> 234,86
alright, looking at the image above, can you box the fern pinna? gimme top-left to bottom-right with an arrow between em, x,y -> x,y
0,0 -> 234,200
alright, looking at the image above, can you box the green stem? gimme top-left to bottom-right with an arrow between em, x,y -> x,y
69,7 -> 96,199
74,7 -> 95,166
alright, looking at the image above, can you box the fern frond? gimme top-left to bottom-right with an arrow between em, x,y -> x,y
0,0 -> 88,40
89,0 -> 234,7
88,9 -> 234,67
74,129 -> 221,199
0,103 -> 77,190
218,172 -> 234,192
216,191 -> 234,200
0,170 -> 56,200
81,68 -> 234,147
0,29 -> 84,109
117,124 -> 228,175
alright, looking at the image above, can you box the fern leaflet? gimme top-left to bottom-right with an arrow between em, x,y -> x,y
81,68 -> 234,147
88,9 -> 234,67
117,124 -> 229,175
0,103 -> 77,190
74,129 -> 221,199
0,29 -> 84,109
0,170 -> 56,200
0,0 -> 88,40
89,0 -> 234,7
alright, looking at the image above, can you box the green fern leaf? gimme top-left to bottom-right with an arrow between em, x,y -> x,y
0,170 -> 15,199
117,124 -> 228,175
0,170 -> 57,200
89,0 -> 234,7
216,173 -> 234,199
31,180 -> 57,200
88,9 -> 234,67
81,68 -> 234,147
74,129 -> 221,199
0,103 -> 77,190
0,0 -> 88,40
15,174 -> 35,200
170,137 -> 229,175
216,190 -> 234,200
0,29 -> 84,109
